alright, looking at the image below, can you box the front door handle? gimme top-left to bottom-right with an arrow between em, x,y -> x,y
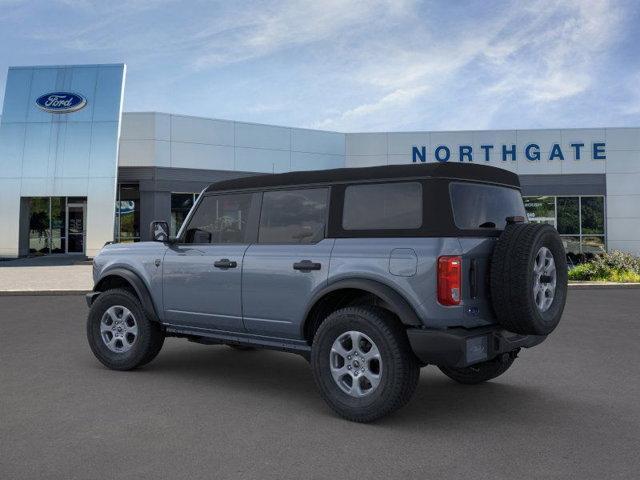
293,260 -> 321,271
214,258 -> 237,269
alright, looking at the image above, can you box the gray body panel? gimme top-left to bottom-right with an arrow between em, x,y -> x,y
458,237 -> 499,326
327,237 -> 496,329
92,235 -> 499,337
162,244 -> 249,332
92,242 -> 167,316
242,239 -> 335,339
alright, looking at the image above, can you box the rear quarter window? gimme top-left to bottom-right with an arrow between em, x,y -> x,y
450,182 -> 526,230
342,182 -> 422,230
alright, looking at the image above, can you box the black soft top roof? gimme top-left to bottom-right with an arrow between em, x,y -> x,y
204,162 -> 520,193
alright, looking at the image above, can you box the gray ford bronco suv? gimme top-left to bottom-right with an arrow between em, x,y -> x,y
87,163 -> 567,422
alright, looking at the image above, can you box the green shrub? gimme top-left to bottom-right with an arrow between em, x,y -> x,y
591,250 -> 640,273
608,270 -> 640,283
568,250 -> 640,282
568,263 -> 596,281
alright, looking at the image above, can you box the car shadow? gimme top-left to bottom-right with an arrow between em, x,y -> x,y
122,342 -> 589,428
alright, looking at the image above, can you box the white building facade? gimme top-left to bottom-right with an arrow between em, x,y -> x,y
1,64 -> 639,258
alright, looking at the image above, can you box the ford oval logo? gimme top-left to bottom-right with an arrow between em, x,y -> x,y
35,92 -> 87,114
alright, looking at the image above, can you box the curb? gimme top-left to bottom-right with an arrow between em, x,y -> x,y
0,290 -> 90,296
568,282 -> 640,290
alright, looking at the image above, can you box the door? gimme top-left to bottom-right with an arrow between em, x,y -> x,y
66,202 -> 86,254
162,192 -> 258,332
242,188 -> 333,339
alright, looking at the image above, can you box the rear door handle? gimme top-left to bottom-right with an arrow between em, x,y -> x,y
214,258 -> 237,269
293,260 -> 321,271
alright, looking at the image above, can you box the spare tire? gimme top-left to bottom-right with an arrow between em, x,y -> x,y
490,222 -> 568,335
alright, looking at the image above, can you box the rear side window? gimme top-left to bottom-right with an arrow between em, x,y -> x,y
342,182 -> 422,230
259,188 -> 328,244
450,182 -> 525,230
183,193 -> 253,244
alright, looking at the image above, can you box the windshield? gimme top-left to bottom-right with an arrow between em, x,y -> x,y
449,182 -> 526,230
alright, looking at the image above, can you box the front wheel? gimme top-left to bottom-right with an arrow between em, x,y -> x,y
86,288 -> 164,371
311,307 -> 419,423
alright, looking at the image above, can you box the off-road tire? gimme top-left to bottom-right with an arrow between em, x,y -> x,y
87,288 -> 164,371
490,223 -> 568,335
311,306 -> 420,423
439,354 -> 516,385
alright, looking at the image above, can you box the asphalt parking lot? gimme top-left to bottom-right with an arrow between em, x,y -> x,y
1,290 -> 639,480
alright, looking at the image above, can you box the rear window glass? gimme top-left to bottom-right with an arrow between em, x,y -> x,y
343,182 -> 422,230
450,182 -> 526,230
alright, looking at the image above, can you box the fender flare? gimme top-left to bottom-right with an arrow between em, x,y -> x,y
94,267 -> 160,322
303,278 -> 422,329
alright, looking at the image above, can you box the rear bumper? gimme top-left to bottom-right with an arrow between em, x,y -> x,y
407,325 -> 546,368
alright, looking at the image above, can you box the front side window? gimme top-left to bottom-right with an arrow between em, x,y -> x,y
183,193 -> 253,244
259,188 -> 328,244
342,182 -> 422,230
450,182 -> 526,230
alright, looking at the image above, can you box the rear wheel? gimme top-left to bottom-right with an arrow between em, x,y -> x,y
87,288 -> 164,371
439,353 -> 516,385
311,306 -> 419,423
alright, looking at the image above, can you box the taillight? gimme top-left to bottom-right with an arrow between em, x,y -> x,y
438,256 -> 462,306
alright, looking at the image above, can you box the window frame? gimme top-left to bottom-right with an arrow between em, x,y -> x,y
174,177 -> 530,244
257,186 -> 331,245
330,178 -> 526,239
177,191 -> 261,245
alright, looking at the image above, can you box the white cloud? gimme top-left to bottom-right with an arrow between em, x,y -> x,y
190,0 -> 413,69
1,0 -> 631,130
482,0 -> 621,103
313,85 -> 428,130
314,0 -> 625,130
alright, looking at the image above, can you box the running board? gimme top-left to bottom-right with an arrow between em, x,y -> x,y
164,324 -> 312,358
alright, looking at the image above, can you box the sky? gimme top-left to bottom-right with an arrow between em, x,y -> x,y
0,0 -> 639,132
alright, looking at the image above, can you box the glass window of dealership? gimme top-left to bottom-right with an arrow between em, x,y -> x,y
524,195 -> 606,254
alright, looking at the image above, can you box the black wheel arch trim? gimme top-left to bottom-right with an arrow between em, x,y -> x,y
91,267 -> 160,322
303,278 -> 422,333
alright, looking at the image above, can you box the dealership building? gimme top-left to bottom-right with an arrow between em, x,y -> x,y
1,63 -> 639,258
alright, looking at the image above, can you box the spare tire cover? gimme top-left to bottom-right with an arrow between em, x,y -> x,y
490,223 -> 568,335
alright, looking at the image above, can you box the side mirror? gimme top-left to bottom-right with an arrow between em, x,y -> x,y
150,221 -> 170,242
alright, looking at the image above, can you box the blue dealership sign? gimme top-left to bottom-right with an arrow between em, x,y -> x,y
412,142 -> 606,163
35,92 -> 87,114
